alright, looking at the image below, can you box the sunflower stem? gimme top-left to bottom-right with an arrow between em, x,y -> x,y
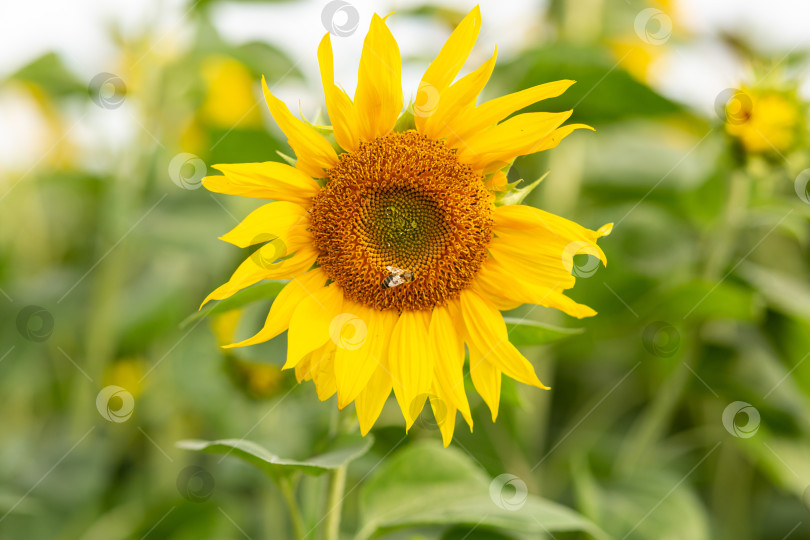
279,475 -> 306,540
324,464 -> 347,540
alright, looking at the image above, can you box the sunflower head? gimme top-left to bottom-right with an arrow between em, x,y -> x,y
202,7 -> 612,446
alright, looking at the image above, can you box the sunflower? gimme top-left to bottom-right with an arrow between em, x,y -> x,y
202,7 -> 612,446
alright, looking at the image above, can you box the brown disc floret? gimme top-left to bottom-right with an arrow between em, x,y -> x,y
310,130 -> 493,311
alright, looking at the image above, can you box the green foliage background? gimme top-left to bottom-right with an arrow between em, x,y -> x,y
2,0 -> 810,538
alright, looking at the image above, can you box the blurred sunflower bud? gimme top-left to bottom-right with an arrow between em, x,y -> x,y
718,85 -> 804,157
210,309 -> 289,400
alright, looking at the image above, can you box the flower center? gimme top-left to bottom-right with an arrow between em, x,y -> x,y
310,130 -> 493,311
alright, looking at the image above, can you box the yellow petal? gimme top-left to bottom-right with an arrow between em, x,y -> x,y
285,284 -> 343,369
354,14 -> 402,141
457,111 -> 572,171
355,358 -> 392,436
219,201 -> 308,248
389,311 -> 433,429
261,76 -> 338,178
224,268 -> 328,348
429,384 -> 458,447
468,347 -> 501,421
204,162 -> 320,205
429,305 -> 472,428
317,33 -> 360,153
201,246 -> 317,308
420,47 -> 497,141
459,289 -> 548,389
476,258 -> 598,319
334,305 -> 397,409
311,342 -> 338,401
414,6 -> 481,132
447,80 -> 576,146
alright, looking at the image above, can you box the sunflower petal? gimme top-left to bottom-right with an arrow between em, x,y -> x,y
201,246 -> 317,308
457,111 -> 572,170
224,268 -> 328,348
285,284 -> 343,369
447,80 -> 576,145
459,290 -> 548,389
429,384 -> 458,447
389,311 -> 433,429
355,359 -> 392,435
261,76 -> 338,178
204,162 -> 320,205
219,201 -> 308,248
317,33 -> 360,152
420,47 -> 497,141
354,14 -> 402,141
334,305 -> 397,409
468,346 -> 501,421
429,305 -> 472,428
415,6 -> 481,132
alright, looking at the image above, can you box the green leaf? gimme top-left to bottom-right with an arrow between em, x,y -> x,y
585,471 -> 711,540
8,52 -> 88,99
180,280 -> 287,328
504,318 -> 583,347
652,280 -> 761,323
176,433 -> 373,479
494,173 -> 548,207
737,262 -> 810,322
358,442 -> 605,540
497,44 -> 687,124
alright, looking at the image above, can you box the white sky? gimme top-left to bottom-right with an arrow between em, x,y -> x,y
1,0 -> 809,169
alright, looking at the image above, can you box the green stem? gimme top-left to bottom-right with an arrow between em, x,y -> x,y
279,475 -> 306,540
324,465 -> 347,540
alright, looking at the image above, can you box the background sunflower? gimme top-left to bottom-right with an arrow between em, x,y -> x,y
1,0 -> 810,539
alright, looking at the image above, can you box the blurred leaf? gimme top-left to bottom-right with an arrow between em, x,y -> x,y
232,41 -> 303,81
176,433 -> 373,479
653,280 -> 761,323
7,52 -> 87,99
358,442 -> 605,540
181,280 -> 287,328
738,262 -> 810,322
504,318 -> 584,347
583,470 -> 710,540
497,44 -> 687,125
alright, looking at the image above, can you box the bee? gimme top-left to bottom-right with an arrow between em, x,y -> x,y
382,265 -> 414,289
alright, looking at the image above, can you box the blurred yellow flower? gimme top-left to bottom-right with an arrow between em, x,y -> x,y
724,88 -> 800,155
200,55 -> 263,129
104,358 -> 147,398
201,7 -> 610,445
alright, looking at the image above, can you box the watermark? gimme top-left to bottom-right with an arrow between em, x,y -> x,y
249,234 -> 287,270
88,73 -> 127,109
96,385 -> 135,423
168,153 -> 206,190
16,305 -> 54,342
409,393 -> 447,431
794,169 -> 810,205
414,82 -> 440,118
714,88 -> 752,126
562,241 -> 602,278
321,1 -> 359,37
634,8 -> 672,45
177,465 -> 215,502
329,313 -> 367,350
802,484 -> 810,513
722,401 -> 760,438
489,474 -> 528,511
642,322 -> 680,357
